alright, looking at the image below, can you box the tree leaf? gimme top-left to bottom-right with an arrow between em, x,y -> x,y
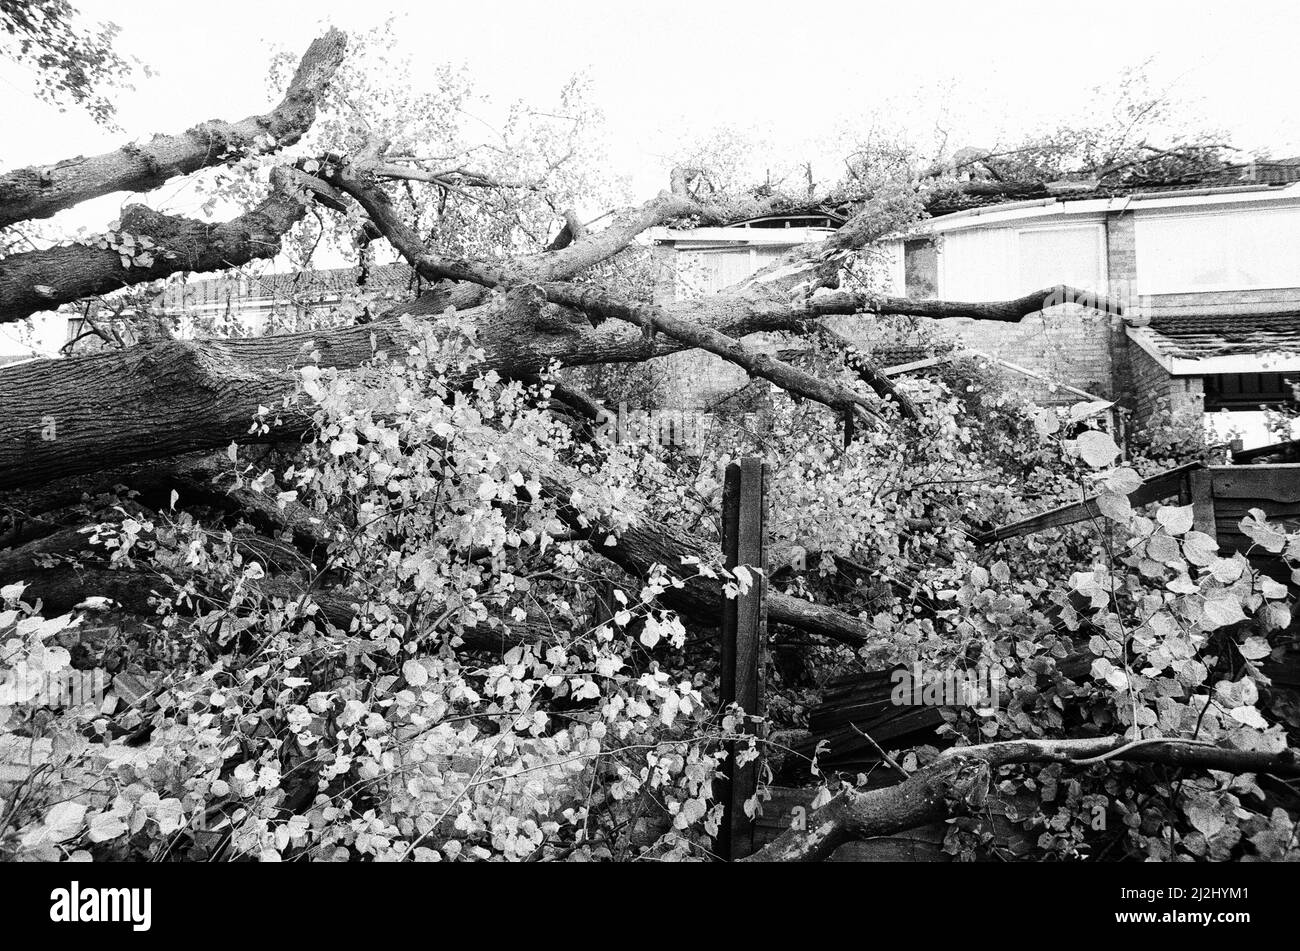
1075,430 -> 1119,468
1156,505 -> 1194,536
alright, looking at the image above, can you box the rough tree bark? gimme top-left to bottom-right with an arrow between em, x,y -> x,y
745,738 -> 1300,861
0,167 -> 317,322
0,29 -> 346,230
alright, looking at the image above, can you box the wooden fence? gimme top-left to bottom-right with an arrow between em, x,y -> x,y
713,450 -> 1300,860
1191,464 -> 1300,573
976,440 -> 1300,567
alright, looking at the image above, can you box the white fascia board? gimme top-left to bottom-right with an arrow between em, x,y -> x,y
919,182 -> 1300,235
1127,183 -> 1300,213
1167,351 -> 1300,376
919,200 -> 1063,233
924,201 -> 1119,234
647,226 -> 835,245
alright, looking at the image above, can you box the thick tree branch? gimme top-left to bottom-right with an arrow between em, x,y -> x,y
327,161 -> 883,423
0,168 -> 316,323
814,325 -> 920,420
0,29 -> 346,230
544,209 -> 587,252
362,194 -> 701,316
745,736 -> 1300,861
328,156 -> 708,316
804,284 -> 1123,322
744,755 -> 985,862
0,275 -> 1118,489
540,283 -> 881,424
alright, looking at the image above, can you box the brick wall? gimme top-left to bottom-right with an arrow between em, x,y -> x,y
918,307 -> 1118,404
1106,211 -> 1138,407
1129,343 -> 1170,423
1128,342 -> 1204,428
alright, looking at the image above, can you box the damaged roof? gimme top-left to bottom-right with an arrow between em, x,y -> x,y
1131,311 -> 1300,366
924,159 -> 1300,217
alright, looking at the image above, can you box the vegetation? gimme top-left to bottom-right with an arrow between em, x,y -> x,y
0,17 -> 1295,863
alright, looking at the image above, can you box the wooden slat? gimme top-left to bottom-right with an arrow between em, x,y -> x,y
976,462 -> 1203,545
1209,464 -> 1300,503
1231,438 -> 1300,465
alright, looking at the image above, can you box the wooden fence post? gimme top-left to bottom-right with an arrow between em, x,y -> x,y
1189,468 -> 1217,538
718,457 -> 768,861
591,577 -> 617,630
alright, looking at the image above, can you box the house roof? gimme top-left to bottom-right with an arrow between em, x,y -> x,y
923,159 -> 1300,218
722,205 -> 848,228
1130,312 -> 1300,373
688,161 -> 1300,239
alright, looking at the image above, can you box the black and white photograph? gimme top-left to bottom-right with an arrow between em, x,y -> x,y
0,0 -> 1296,933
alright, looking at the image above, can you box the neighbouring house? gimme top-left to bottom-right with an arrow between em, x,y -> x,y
40,262 -> 421,354
13,162 -> 1300,450
150,262 -> 419,332
645,210 -> 843,408
649,160 -> 1300,448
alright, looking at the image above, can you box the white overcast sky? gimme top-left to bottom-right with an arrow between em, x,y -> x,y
2,0 -> 1299,226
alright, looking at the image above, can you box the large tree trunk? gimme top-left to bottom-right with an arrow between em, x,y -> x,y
0,275 -> 1113,491
0,288 -> 558,488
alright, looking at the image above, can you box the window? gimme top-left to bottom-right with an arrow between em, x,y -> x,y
934,223 -> 1104,302
1018,226 -> 1105,293
1203,372 -> 1296,411
675,246 -> 800,298
1136,206 -> 1300,293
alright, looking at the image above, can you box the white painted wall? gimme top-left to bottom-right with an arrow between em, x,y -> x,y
1135,204 -> 1300,294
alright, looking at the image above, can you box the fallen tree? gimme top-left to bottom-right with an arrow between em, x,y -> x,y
0,27 -> 1284,865
0,264 -> 1116,489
